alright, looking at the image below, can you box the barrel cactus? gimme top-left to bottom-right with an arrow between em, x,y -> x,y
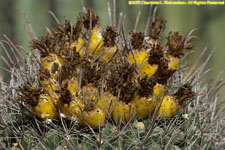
0,1 -> 224,149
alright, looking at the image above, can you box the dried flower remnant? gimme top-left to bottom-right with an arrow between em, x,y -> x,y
17,84 -> 59,120
100,26 -> 119,63
83,104 -> 106,128
149,16 -> 166,40
57,88 -> 84,121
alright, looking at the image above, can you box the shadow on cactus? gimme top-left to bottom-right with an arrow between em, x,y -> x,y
1,1 -> 225,150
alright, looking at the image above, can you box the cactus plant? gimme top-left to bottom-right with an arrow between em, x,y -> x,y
0,1 -> 225,149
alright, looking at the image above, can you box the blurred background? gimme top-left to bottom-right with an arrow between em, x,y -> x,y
0,0 -> 224,91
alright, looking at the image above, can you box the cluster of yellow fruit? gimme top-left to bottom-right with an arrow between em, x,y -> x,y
18,9 -> 195,128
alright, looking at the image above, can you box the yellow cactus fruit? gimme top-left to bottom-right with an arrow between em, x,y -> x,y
133,95 -> 156,119
153,83 -> 165,98
96,92 -> 117,117
156,95 -> 181,120
89,25 -> 104,55
81,84 -> 99,103
70,37 -> 86,57
128,50 -> 148,66
112,101 -> 136,124
41,54 -> 63,78
33,94 -> 58,120
135,122 -> 145,130
61,77 -> 79,96
83,107 -> 105,128
168,55 -> 180,70
58,95 -> 84,121
128,50 -> 157,77
99,46 -> 117,63
140,63 -> 158,77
